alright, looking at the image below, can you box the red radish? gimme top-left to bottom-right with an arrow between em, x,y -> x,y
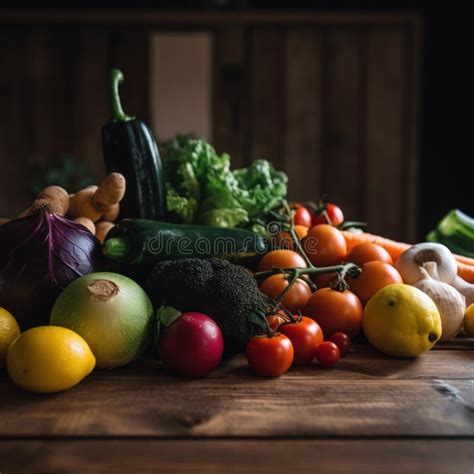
159,311 -> 224,378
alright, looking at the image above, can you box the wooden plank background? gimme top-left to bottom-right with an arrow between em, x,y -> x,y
0,17 -> 419,241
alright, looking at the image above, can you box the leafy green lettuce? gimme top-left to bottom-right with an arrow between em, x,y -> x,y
160,135 -> 287,228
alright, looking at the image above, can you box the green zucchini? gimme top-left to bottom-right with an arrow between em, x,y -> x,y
103,219 -> 268,273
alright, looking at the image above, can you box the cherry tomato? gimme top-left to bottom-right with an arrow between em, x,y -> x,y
346,242 -> 393,265
246,334 -> 294,377
315,341 -> 340,368
260,274 -> 312,313
303,288 -> 363,338
275,225 -> 309,250
326,203 -> 344,226
279,316 -> 324,365
347,261 -> 403,305
329,332 -> 351,356
311,203 -> 344,227
302,224 -> 347,266
257,249 -> 307,272
293,206 -> 312,228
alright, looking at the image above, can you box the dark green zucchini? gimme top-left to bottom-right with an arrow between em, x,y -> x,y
103,219 -> 268,273
101,69 -> 166,220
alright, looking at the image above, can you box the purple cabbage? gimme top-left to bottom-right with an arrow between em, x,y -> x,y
0,208 -> 104,329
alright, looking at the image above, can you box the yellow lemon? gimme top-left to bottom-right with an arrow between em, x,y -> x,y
464,304 -> 474,337
7,326 -> 95,393
363,284 -> 442,357
0,308 -> 20,368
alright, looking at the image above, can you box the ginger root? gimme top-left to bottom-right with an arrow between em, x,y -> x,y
68,187 -> 101,222
93,173 -> 126,213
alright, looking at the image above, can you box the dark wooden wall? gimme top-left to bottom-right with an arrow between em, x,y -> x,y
0,13 -> 420,241
0,27 -> 150,218
214,24 -> 419,241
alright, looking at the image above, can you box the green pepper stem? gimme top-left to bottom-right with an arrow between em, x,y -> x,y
103,236 -> 132,261
110,69 -> 135,122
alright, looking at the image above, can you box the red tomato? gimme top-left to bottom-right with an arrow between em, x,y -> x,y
259,275 -> 312,313
311,203 -> 344,227
315,341 -> 340,368
329,332 -> 351,356
293,206 -> 312,228
279,317 -> 324,365
302,224 -> 347,267
347,261 -> 403,305
303,288 -> 363,338
257,249 -> 307,272
246,334 -> 294,377
326,204 -> 344,226
346,242 -> 393,265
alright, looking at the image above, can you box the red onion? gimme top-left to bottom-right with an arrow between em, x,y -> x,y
0,201 -> 103,329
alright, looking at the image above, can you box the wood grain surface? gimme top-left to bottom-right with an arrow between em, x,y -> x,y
0,340 -> 472,472
1,440 -> 472,474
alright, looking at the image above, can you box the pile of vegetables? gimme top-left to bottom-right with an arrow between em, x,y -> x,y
2,67 -> 474,395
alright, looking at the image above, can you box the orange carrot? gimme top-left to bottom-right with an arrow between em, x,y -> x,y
342,230 -> 474,283
457,261 -> 474,283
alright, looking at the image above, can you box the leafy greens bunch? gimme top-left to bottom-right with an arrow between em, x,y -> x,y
160,135 -> 288,229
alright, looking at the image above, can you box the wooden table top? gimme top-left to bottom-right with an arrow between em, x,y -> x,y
0,339 -> 473,473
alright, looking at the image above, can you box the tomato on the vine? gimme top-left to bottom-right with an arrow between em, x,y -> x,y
279,316 -> 324,365
315,341 -> 340,368
259,274 -> 312,313
347,261 -> 402,305
246,333 -> 294,377
302,224 -> 347,267
346,242 -> 393,266
257,249 -> 307,272
303,287 -> 363,338
329,332 -> 351,356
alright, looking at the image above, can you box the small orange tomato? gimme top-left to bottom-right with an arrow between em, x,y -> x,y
294,225 -> 309,239
303,288 -> 363,338
259,274 -> 312,313
302,224 -> 347,266
257,249 -> 307,272
346,242 -> 393,266
275,225 -> 309,250
347,261 -> 403,305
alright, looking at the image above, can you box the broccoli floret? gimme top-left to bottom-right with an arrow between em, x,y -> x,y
146,258 -> 268,355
